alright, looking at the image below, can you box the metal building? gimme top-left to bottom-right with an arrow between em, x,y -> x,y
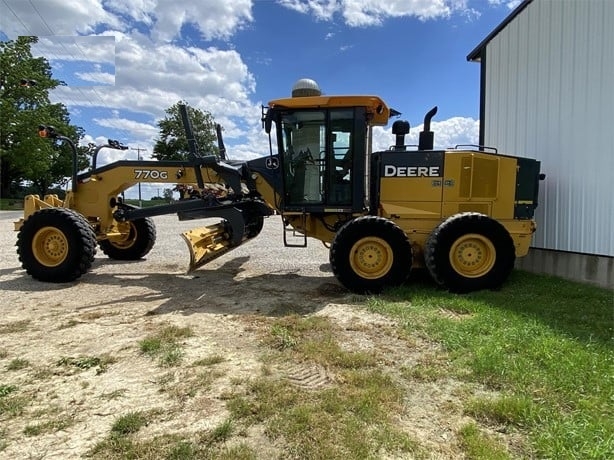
467,0 -> 614,289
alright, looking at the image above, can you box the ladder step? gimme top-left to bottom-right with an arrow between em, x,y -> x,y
282,211 -> 307,248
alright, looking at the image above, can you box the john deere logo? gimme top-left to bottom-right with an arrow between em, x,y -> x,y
383,165 -> 441,177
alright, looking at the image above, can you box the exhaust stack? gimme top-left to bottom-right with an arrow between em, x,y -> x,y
418,106 -> 438,150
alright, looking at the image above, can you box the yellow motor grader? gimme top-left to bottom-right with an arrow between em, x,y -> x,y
14,79 -> 543,293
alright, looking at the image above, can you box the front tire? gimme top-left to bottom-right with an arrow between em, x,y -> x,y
425,213 -> 515,293
17,208 -> 97,282
99,217 -> 156,260
330,216 -> 412,294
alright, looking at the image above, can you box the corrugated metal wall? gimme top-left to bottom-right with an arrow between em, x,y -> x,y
483,0 -> 614,256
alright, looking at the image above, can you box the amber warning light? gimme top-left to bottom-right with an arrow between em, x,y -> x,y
38,125 -> 56,138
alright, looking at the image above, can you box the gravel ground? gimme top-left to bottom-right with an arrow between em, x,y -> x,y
0,210 -> 476,459
0,211 -> 358,458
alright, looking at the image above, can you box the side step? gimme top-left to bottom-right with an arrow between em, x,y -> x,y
282,211 -> 307,248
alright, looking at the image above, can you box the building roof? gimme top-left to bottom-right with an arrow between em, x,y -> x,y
467,0 -> 534,62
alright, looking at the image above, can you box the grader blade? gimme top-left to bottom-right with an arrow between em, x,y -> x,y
182,222 -> 233,272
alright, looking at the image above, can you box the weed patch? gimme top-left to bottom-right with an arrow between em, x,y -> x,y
23,416 -> 75,436
139,324 -> 193,367
57,355 -> 116,374
111,411 -> 149,435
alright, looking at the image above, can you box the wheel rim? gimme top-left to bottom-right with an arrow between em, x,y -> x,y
110,222 -> 137,249
449,233 -> 496,278
349,236 -> 394,280
32,226 -> 69,267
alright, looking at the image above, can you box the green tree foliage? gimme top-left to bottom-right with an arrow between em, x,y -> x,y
0,36 -> 85,197
152,101 -> 219,161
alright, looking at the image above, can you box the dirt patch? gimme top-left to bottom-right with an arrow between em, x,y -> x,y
1,212 -> 486,458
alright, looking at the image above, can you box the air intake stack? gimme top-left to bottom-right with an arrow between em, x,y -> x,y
391,120 -> 410,151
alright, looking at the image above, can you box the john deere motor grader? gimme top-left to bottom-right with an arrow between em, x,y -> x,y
14,79 -> 542,293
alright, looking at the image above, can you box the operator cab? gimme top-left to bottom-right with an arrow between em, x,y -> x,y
264,79 -> 392,214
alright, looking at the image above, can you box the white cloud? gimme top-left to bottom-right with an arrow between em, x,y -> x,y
31,35 -> 115,64
1,1 -> 253,42
488,0 -> 521,8
75,72 -> 115,85
372,116 -> 479,151
105,0 -> 253,42
46,31 -> 257,136
277,0 -> 478,26
0,0 -> 121,37
92,117 -> 158,137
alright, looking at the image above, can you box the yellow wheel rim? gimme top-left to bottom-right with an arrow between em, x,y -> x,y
449,233 -> 496,278
32,226 -> 69,267
110,222 -> 137,249
349,236 -> 393,280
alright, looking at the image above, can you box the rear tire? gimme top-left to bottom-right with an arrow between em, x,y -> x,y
99,217 -> 156,260
330,216 -> 412,294
17,208 -> 97,282
425,212 -> 515,293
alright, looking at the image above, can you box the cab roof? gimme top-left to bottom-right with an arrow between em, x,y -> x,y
267,95 -> 394,126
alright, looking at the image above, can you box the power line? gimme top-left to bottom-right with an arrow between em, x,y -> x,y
2,0 -> 32,34
27,0 -> 111,110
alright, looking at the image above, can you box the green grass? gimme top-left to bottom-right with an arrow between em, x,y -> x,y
458,422 -> 512,459
23,416 -> 75,436
0,198 -> 23,210
366,270 -> 614,459
0,392 -> 29,418
88,419 -> 257,460
0,385 -> 17,397
111,412 -> 149,435
139,324 -> 193,367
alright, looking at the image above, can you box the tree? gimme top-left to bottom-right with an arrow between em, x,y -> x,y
152,101 -> 219,161
0,36 -> 85,197
162,188 -> 174,202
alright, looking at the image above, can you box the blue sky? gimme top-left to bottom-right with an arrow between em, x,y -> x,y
1,0 -> 520,198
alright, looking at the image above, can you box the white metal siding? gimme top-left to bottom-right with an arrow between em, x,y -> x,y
483,0 -> 614,256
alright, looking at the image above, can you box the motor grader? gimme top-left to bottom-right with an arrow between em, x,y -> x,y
14,79 -> 542,293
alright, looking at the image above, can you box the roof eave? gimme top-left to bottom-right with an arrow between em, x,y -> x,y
467,0 -> 534,62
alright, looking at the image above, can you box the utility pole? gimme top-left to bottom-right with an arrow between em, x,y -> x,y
131,147 -> 147,207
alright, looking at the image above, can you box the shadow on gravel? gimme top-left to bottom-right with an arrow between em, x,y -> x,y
0,267 -> 81,292
51,256 -> 351,317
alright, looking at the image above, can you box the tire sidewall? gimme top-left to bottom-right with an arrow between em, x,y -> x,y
17,208 -> 95,282
428,214 -> 515,292
331,216 -> 412,293
99,217 -> 156,260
